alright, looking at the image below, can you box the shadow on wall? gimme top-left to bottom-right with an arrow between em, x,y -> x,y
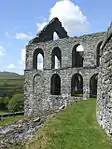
90,74 -> 98,98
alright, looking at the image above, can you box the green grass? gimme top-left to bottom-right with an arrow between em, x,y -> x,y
23,99 -> 112,149
72,94 -> 83,97
0,72 -> 24,97
0,72 -> 24,82
0,115 -> 25,127
0,111 -> 7,114
0,114 -> 39,127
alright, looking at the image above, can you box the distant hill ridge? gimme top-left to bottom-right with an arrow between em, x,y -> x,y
0,72 -> 24,97
0,71 -> 24,77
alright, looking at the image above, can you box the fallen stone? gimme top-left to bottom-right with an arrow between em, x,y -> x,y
59,105 -> 65,110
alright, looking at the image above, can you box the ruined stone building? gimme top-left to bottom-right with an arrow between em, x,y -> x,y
24,17 -> 106,115
24,17 -> 112,135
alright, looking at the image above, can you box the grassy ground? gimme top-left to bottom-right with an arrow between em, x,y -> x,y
72,94 -> 83,97
22,99 -> 112,149
0,71 -> 24,97
6,99 -> 112,149
0,111 -> 7,114
0,115 -> 25,127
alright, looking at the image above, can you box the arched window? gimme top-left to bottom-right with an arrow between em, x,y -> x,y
53,32 -> 59,40
51,47 -> 61,69
51,74 -> 61,95
72,44 -> 84,68
96,41 -> 102,67
71,73 -> 83,96
33,48 -> 44,70
90,74 -> 98,98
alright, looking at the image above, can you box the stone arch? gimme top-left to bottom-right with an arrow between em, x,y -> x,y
72,44 -> 84,67
96,41 -> 103,67
71,73 -> 83,96
33,73 -> 41,92
90,74 -> 98,98
51,47 -> 61,69
51,74 -> 61,95
33,48 -> 44,69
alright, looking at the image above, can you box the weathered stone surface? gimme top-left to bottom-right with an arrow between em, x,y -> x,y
97,23 -> 112,136
29,17 -> 68,44
59,105 -> 65,110
24,18 -> 106,116
0,114 -> 54,149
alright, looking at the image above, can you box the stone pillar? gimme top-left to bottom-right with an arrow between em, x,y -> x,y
25,45 -> 34,70
83,74 -> 90,100
24,71 -> 34,115
44,44 -> 51,70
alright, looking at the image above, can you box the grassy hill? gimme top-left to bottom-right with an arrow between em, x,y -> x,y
11,99 -> 112,149
0,71 -> 24,97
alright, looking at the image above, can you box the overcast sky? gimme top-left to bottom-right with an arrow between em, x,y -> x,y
0,0 -> 111,74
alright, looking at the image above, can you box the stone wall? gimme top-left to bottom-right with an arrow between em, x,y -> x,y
97,29 -> 112,135
24,30 -> 106,116
25,32 -> 105,70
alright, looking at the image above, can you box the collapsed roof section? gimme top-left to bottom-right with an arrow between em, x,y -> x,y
29,17 -> 69,44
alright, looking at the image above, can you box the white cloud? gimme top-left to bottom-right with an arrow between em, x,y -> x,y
37,54 -> 43,70
21,48 -> 26,65
7,64 -> 15,69
37,22 -> 48,32
14,32 -> 32,40
19,48 -> 26,69
53,32 -> 59,40
18,48 -> 44,70
36,0 -> 89,36
76,45 -> 84,51
15,48 -> 26,74
0,45 -> 5,57
5,31 -> 33,40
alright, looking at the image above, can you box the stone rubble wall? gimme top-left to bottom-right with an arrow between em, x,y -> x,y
0,114 -> 55,148
25,32 -> 105,70
24,68 -> 98,115
97,37 -> 112,135
24,32 -> 105,116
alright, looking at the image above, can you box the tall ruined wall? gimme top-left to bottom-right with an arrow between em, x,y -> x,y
24,16 -> 107,116
97,27 -> 112,135
24,31 -> 105,116
26,32 -> 105,70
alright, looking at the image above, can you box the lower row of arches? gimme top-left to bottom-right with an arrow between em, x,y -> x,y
51,73 -> 98,98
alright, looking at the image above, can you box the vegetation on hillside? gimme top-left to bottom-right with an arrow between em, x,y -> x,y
0,115 -> 25,127
8,93 -> 24,112
0,72 -> 24,112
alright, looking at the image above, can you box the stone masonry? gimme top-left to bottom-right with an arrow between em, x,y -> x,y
97,23 -> 112,135
24,18 -> 106,116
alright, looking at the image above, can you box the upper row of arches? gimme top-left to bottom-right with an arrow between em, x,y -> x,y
33,41 -> 102,70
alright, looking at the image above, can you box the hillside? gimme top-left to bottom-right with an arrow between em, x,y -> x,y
0,71 -> 24,97
11,99 -> 112,149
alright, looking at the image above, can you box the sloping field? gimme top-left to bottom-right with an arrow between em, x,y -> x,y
0,72 -> 24,97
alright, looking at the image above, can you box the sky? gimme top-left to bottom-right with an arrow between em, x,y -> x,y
0,0 -> 112,74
